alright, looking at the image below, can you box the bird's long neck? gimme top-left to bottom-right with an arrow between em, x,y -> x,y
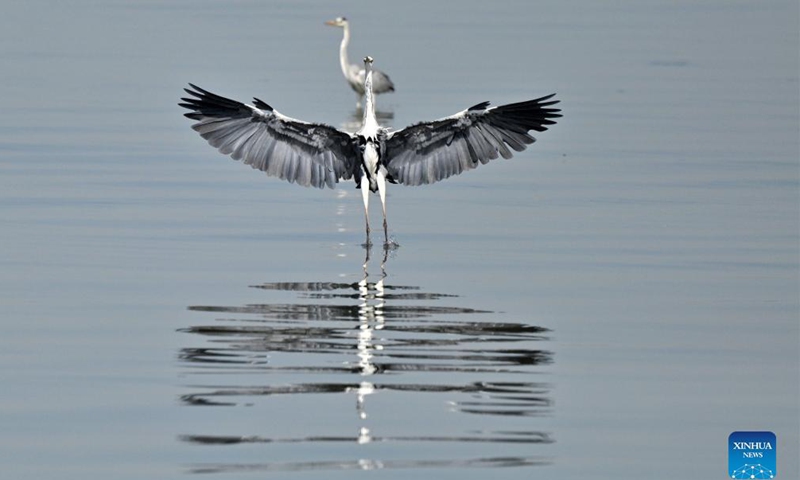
362,64 -> 378,130
339,25 -> 351,79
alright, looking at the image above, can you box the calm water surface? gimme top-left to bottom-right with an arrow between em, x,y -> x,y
1,1 -> 797,479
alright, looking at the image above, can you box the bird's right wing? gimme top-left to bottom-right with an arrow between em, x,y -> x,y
180,84 -> 358,189
383,95 -> 561,186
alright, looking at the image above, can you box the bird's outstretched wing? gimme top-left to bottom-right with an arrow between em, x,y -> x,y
383,95 -> 561,186
180,84 -> 358,189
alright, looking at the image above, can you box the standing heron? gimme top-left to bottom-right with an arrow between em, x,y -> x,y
324,17 -> 395,103
179,56 -> 561,246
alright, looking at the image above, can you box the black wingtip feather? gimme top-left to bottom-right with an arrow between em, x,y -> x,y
252,97 -> 273,111
468,101 -> 491,111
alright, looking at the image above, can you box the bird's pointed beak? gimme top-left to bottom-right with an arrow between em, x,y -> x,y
324,20 -> 337,26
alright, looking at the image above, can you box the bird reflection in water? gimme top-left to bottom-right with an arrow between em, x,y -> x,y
178,245 -> 554,473
350,246 -> 386,432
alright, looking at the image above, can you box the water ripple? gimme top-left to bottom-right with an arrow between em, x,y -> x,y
178,246 -> 554,473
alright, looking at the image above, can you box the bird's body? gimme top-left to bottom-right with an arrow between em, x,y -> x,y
180,57 -> 561,246
325,17 -> 395,102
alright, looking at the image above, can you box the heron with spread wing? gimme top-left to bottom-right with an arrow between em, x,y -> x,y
179,56 -> 561,246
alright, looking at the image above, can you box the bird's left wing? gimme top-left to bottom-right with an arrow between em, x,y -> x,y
383,94 -> 561,186
180,84 -> 358,189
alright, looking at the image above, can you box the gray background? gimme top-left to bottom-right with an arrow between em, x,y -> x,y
1,0 -> 797,478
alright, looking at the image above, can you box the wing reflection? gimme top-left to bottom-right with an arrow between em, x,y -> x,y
185,455 -> 548,474
179,245 -> 554,472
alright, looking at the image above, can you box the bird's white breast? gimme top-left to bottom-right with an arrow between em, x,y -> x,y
360,140 -> 381,192
363,141 -> 380,175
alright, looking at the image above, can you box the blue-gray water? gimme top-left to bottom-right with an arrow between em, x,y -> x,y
1,1 -> 797,478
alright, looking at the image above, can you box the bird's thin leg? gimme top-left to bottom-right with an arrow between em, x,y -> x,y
363,241 -> 372,268
377,169 -> 389,245
360,182 -> 371,246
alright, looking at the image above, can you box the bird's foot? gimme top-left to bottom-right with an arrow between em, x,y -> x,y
383,238 -> 400,250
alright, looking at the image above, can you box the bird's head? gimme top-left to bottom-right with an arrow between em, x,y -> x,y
324,16 -> 348,28
363,56 -> 374,66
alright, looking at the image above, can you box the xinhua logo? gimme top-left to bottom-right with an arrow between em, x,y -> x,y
728,431 -> 776,479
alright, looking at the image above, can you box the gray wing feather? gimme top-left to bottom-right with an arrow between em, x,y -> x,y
384,95 -> 561,186
179,84 -> 358,189
371,69 -> 395,94
353,68 -> 395,94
